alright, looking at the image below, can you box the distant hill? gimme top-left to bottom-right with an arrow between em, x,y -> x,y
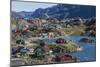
31,4 -> 96,20
11,11 -> 32,19
11,4 -> 96,20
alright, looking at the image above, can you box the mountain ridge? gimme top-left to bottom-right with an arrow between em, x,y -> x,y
11,4 -> 96,20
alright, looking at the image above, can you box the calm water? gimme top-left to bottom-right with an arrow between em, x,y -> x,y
43,35 -> 96,62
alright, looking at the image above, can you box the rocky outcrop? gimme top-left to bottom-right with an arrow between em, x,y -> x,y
79,38 -> 95,43
84,17 -> 96,37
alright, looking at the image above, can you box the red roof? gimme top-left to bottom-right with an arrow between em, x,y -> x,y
56,38 -> 65,44
61,55 -> 73,61
43,44 -> 49,49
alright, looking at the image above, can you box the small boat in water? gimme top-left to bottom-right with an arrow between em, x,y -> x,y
76,46 -> 83,51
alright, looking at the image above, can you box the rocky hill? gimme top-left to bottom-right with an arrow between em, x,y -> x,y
31,4 -> 96,20
11,4 -> 96,20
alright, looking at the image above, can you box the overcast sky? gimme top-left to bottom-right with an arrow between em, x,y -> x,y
12,1 -> 57,12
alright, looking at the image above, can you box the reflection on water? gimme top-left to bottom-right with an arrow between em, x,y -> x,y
43,35 -> 96,62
